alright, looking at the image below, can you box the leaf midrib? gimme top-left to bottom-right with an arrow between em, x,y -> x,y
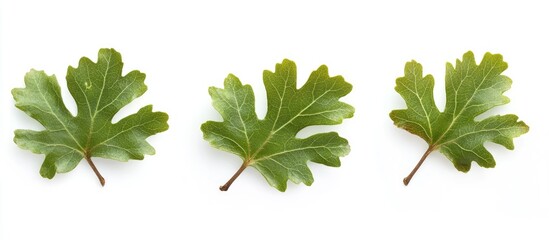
249,74 -> 336,161
43,54 -> 144,156
431,63 -> 497,148
33,77 -> 85,153
90,118 -> 162,151
87,53 -> 112,149
439,125 -> 521,147
254,145 -> 341,162
270,67 -> 291,131
232,84 -> 251,155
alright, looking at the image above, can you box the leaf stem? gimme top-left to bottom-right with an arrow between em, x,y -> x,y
84,153 -> 105,186
220,162 -> 248,191
403,146 -> 434,186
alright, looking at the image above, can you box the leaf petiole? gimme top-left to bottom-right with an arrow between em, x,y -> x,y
84,153 -> 105,186
403,146 -> 434,186
220,161 -> 248,191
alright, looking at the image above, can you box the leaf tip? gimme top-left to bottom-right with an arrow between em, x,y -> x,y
403,60 -> 423,77
274,185 -> 287,192
224,73 -> 243,88
317,64 -> 329,73
462,50 -> 475,60
275,59 -> 297,74
280,58 -> 296,66
39,161 -> 57,180
98,48 -> 122,59
521,121 -> 530,133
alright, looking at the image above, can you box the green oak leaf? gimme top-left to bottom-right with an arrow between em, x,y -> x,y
390,51 -> 528,185
13,48 -> 169,186
201,59 -> 354,192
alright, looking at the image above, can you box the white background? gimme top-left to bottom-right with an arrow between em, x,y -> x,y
1,0 -> 548,239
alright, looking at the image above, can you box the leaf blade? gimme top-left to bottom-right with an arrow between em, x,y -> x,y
202,59 -> 354,191
13,48 -> 169,184
391,51 -> 528,184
